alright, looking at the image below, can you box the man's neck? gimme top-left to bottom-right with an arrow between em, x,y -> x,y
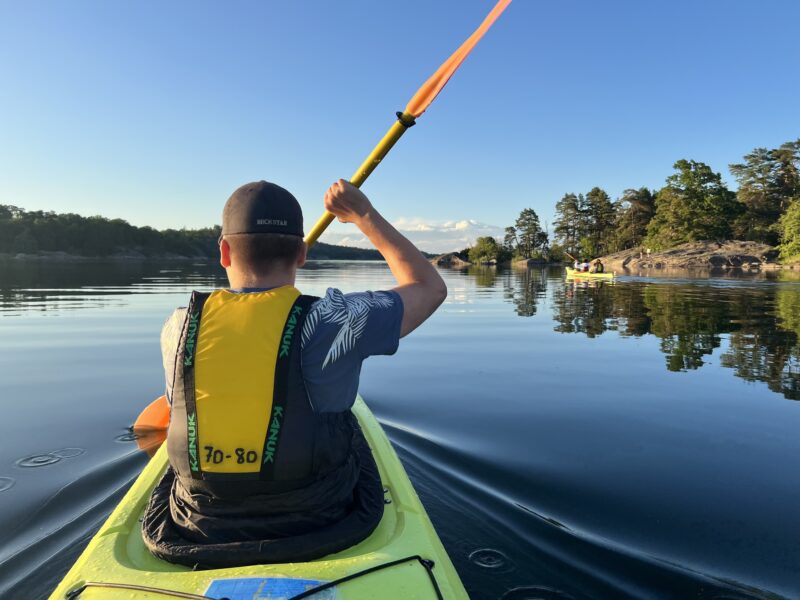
226,269 -> 296,290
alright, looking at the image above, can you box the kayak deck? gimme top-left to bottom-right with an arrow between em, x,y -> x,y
49,397 -> 467,599
565,267 -> 614,279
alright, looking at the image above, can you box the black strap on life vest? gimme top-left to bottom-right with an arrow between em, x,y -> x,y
179,291 -> 211,480
260,294 -> 317,479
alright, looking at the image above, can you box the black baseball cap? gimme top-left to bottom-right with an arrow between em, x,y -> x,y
221,181 -> 304,237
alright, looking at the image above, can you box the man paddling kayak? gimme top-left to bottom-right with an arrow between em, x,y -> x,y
142,179 -> 446,567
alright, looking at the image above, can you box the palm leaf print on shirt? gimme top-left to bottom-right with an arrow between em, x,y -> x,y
301,290 -> 395,369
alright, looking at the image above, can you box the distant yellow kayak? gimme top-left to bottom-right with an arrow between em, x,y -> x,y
565,267 -> 615,279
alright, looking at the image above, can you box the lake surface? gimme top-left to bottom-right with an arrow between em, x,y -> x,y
0,260 -> 798,599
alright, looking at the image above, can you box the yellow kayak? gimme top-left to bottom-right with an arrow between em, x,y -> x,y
50,397 -> 467,600
565,267 -> 615,280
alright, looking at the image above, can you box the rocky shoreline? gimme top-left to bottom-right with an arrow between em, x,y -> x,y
597,241 -> 794,272
431,241 -> 800,274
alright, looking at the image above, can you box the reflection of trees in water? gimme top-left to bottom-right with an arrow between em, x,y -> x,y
550,280 -> 800,400
0,260 -> 226,314
721,288 -> 800,399
502,268 -> 547,317
466,266 -> 499,289
643,286 -> 729,371
459,265 -> 547,317
551,280 -> 618,337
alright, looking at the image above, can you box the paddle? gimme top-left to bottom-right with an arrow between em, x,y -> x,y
131,395 -> 169,454
133,0 -> 512,436
303,0 -> 512,247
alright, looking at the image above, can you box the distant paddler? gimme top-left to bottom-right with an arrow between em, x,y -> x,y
564,254 -> 614,279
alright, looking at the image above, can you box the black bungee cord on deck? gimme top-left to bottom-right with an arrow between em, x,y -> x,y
65,554 -> 443,600
65,582 -> 215,600
287,555 -> 442,600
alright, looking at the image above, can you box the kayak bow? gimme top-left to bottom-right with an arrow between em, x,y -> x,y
50,397 -> 467,600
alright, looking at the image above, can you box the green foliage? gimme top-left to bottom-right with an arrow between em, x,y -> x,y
468,236 -> 508,264
489,209 -> 548,261
0,204 -> 221,257
645,160 -> 740,250
306,242 -> 383,260
553,189 -> 617,257
772,139 -> 800,198
583,187 -> 615,256
778,199 -> 800,260
546,243 -> 567,262
514,208 -> 546,259
614,188 -> 655,251
553,193 -> 585,257
455,247 -> 471,261
503,226 -> 517,252
12,229 -> 38,254
0,205 -> 382,260
730,140 -> 800,245
577,237 -> 595,260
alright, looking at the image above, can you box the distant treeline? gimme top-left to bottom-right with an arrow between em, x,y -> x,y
0,205 -> 383,260
465,138 -> 800,265
551,139 -> 800,260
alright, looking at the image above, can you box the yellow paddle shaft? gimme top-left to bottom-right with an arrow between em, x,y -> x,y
304,112 -> 415,247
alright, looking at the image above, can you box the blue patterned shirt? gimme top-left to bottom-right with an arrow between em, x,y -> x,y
160,288 -> 403,413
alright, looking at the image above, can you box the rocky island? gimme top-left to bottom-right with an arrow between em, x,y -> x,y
599,241 -> 790,273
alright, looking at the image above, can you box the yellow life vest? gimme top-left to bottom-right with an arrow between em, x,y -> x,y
167,286 -> 333,483
145,287 -> 385,567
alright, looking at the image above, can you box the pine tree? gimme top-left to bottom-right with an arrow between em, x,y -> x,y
584,187 -> 615,256
615,188 -> 655,250
553,193 -> 585,257
503,226 -> 518,254
730,140 -> 800,245
646,160 -> 740,250
514,208 -> 544,259
772,139 -> 800,201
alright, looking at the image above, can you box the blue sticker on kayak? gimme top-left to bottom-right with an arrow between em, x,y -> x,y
205,577 -> 335,600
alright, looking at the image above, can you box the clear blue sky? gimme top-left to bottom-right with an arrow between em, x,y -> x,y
1,0 -> 798,244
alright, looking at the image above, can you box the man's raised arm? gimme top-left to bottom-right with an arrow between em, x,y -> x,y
323,180 -> 447,337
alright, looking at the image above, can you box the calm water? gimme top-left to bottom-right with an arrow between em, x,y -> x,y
0,260 -> 799,599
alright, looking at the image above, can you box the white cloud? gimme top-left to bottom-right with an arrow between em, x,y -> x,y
320,217 -> 504,254
391,217 -> 436,232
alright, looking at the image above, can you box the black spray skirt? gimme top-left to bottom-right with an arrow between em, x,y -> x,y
141,428 -> 384,569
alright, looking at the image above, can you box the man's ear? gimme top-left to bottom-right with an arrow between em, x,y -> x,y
296,242 -> 307,269
220,238 -> 232,268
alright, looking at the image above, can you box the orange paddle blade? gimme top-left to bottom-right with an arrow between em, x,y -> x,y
405,0 -> 511,118
133,395 -> 170,432
135,428 -> 167,456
